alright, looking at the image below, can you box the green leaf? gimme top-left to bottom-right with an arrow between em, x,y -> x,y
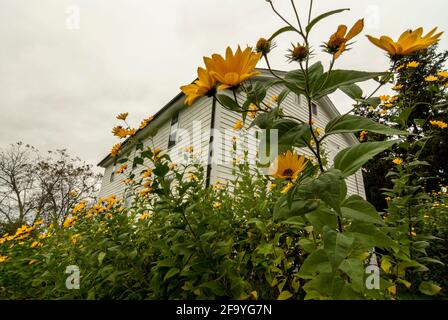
285,62 -> 324,95
299,169 -> 347,213
314,70 -> 386,99
334,140 -> 399,177
298,249 -> 331,279
274,197 -> 319,220
277,290 -> 293,300
164,268 -> 180,281
217,94 -> 240,111
268,26 -> 296,41
325,114 -> 409,136
419,281 -> 441,296
339,84 -> 363,100
199,280 -> 226,296
323,226 -> 354,272
306,8 -> 350,33
339,258 -> 366,293
305,207 -> 338,233
98,252 -> 106,266
277,88 -> 290,105
341,195 -> 385,225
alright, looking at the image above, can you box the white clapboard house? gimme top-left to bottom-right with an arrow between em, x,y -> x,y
97,69 -> 366,199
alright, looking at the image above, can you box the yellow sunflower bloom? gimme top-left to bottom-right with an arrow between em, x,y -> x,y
0,255 -> 8,263
116,112 -> 128,121
367,27 -> 443,59
324,19 -> 364,59
281,182 -> 294,194
233,120 -> 244,131
407,61 -> 420,68
425,75 -> 438,82
110,143 -> 121,157
269,151 -> 308,180
180,67 -> 217,106
430,120 -> 448,129
438,71 -> 448,78
116,163 -> 128,174
204,46 -> 261,90
392,158 -> 403,165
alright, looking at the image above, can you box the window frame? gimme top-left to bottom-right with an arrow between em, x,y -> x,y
168,113 -> 179,149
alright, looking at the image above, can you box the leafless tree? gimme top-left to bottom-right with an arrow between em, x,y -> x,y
0,142 -> 102,233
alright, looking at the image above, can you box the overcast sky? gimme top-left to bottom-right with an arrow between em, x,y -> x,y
0,0 -> 447,171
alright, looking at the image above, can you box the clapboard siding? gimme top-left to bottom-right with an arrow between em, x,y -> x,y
99,79 -> 365,199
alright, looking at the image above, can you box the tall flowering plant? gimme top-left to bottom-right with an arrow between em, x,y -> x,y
177,0 -> 443,299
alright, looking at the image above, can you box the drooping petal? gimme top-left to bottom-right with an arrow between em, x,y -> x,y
345,19 -> 364,41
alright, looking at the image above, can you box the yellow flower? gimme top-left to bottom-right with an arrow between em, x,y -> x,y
139,188 -> 153,197
63,216 -> 77,228
392,158 -> 403,165
389,96 -> 399,103
248,103 -> 258,119
70,234 -> 81,245
142,180 -> 152,188
410,227 -> 417,237
384,103 -> 394,108
153,148 -> 162,158
30,241 -> 41,248
140,115 -> 155,130
379,95 -> 390,102
72,200 -> 86,214
359,130 -> 368,142
213,202 -> 222,209
105,213 -> 113,219
425,75 -> 438,82
33,219 -> 44,226
204,46 -> 261,90
407,61 -> 420,68
116,112 -> 128,121
123,178 -> 134,185
387,285 -> 397,295
142,168 -> 153,178
395,64 -> 404,71
430,120 -> 448,129
269,151 -> 308,180
116,163 -> 128,174
180,67 -> 217,106
281,182 -> 294,194
110,143 -> 121,157
438,71 -> 448,78
187,173 -> 197,182
140,212 -> 151,220
324,19 -> 364,59
314,127 -> 321,136
0,255 -> 8,263
233,120 -> 244,131
183,146 -> 194,153
168,163 -> 177,170
269,183 -> 277,191
392,84 -> 404,91
385,197 -> 392,201
367,27 -> 443,59
111,126 -> 129,139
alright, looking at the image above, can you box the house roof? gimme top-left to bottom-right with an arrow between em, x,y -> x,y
97,68 -> 352,167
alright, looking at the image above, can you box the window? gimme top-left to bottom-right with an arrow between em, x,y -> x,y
110,160 -> 117,182
168,113 -> 179,148
312,102 -> 318,116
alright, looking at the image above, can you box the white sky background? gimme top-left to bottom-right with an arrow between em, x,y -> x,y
0,0 -> 447,170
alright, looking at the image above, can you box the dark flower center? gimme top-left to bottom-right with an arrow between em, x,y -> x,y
282,168 -> 294,177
